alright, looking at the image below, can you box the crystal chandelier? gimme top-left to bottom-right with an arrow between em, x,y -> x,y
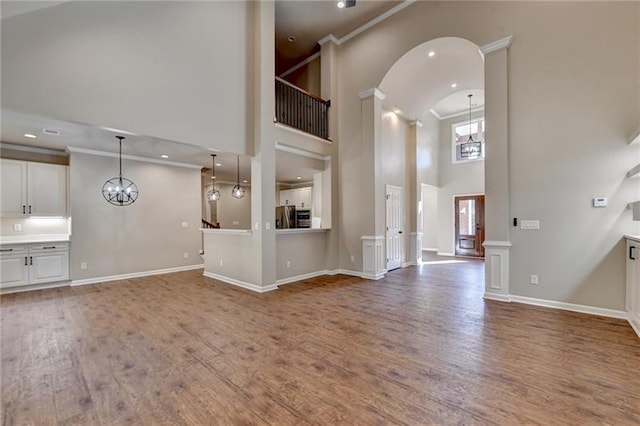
460,94 -> 482,159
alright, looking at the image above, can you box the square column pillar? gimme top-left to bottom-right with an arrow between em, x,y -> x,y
408,120 -> 423,266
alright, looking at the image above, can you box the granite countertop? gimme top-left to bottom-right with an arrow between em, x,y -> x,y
0,234 -> 71,245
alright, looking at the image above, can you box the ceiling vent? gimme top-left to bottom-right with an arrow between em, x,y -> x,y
42,128 -> 60,136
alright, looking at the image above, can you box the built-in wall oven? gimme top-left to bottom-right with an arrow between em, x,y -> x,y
296,209 -> 311,228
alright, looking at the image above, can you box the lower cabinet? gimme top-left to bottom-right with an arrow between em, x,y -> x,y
0,243 -> 69,289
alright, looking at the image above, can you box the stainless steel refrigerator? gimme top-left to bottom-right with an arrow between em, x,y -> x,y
275,206 -> 296,229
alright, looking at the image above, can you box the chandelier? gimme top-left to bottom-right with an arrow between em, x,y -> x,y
207,154 -> 221,202
460,94 -> 482,159
102,136 -> 139,206
231,155 -> 245,199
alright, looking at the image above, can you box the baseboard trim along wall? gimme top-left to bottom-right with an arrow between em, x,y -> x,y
71,264 -> 204,286
484,293 -> 627,320
276,270 -> 329,286
203,271 -> 278,293
0,281 -> 69,295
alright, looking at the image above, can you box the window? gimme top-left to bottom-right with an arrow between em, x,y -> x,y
452,118 -> 485,163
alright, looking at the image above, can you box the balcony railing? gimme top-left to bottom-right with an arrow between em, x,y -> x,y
275,77 -> 331,141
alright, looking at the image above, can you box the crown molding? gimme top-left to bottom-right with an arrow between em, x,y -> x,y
432,106 -> 485,122
409,120 -> 423,128
279,52 -> 321,78
358,88 -> 386,100
66,146 -> 202,169
318,34 -> 340,46
0,142 -> 68,156
275,142 -> 330,161
479,36 -> 514,56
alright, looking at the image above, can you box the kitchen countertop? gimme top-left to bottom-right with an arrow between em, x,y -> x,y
0,234 -> 71,245
625,234 -> 640,242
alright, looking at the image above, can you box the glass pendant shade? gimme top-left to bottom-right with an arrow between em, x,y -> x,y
460,94 -> 482,160
231,156 -> 245,199
102,136 -> 138,206
207,154 -> 220,201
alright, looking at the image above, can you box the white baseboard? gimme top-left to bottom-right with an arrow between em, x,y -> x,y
71,264 -> 204,287
361,272 -> 385,280
276,270 -> 328,286
203,271 -> 277,293
483,292 -> 511,302
327,269 -> 363,278
0,281 -> 70,295
437,251 -> 455,257
628,316 -> 640,339
422,248 -> 438,252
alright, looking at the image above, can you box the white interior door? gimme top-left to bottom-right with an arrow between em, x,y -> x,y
386,185 -> 403,271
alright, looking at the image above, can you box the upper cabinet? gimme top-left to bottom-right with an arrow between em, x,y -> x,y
280,187 -> 312,210
1,159 -> 67,217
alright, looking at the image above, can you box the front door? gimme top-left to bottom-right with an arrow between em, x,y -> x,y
386,185 -> 403,271
455,195 -> 485,257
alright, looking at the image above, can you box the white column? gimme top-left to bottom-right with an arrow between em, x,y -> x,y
407,120 -> 422,266
481,36 -> 513,301
361,235 -> 385,279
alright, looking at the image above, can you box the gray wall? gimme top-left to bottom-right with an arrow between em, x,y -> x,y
276,232 -> 327,280
421,184 -> 438,250
1,1 -> 253,154
69,152 -> 201,280
437,111 -> 485,255
213,183 -> 252,230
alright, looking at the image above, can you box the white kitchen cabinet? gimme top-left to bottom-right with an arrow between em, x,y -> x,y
627,238 -> 640,336
0,246 -> 29,288
0,159 -> 28,217
0,159 -> 67,217
0,242 -> 69,289
279,187 -> 313,210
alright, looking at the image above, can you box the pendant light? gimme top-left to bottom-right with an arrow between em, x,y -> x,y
102,136 -> 139,206
460,94 -> 482,159
206,154 -> 221,202
231,155 -> 245,199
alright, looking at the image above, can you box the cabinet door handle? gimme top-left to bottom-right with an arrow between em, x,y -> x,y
43,246 -> 56,250
25,257 -> 28,266
0,248 -> 13,252
28,205 -> 32,214
631,246 -> 637,261
29,256 -> 33,266
22,205 -> 26,214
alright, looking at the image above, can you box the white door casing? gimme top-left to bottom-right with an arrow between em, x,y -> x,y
386,185 -> 403,271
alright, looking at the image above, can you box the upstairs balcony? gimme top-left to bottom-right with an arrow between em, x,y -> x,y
275,77 -> 331,141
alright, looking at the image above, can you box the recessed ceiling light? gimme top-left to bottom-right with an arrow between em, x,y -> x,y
287,35 -> 296,43
296,176 -> 302,180
337,1 -> 345,8
161,154 -> 169,159
428,51 -> 436,57
215,163 -> 222,167
451,83 -> 457,88
243,180 -> 248,183
211,176 -> 216,179
24,133 -> 37,139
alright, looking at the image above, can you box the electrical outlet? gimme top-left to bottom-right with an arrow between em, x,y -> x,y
232,221 -> 239,225
80,262 -> 87,270
350,255 -> 355,263
13,224 -> 22,232
286,260 -> 291,268
219,259 -> 223,267
183,252 -> 189,259
181,222 -> 188,228
530,274 -> 539,285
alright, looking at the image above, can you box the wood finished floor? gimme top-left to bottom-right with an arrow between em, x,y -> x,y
1,254 -> 639,425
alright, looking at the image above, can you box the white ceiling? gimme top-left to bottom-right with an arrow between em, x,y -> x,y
379,37 -> 484,121
275,0 -> 401,74
431,89 -> 485,120
0,1 -> 70,19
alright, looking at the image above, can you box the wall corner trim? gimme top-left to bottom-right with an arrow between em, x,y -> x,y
479,36 -> 514,55
409,120 -> 423,128
279,51 -> 321,78
358,88 -> 386,100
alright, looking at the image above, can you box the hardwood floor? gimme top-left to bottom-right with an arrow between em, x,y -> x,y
2,254 -> 639,425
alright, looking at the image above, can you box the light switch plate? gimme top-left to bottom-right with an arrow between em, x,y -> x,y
181,222 -> 188,228
520,220 -> 540,230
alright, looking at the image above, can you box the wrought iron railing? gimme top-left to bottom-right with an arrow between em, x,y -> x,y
275,77 -> 331,141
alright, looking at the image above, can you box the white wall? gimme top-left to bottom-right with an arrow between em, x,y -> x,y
69,152 -> 202,281
437,112 -> 485,255
1,1 -> 253,155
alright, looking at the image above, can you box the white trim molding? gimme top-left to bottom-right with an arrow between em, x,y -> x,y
276,270 -> 328,286
201,229 -> 252,236
274,122 -> 333,144
629,127 -> 640,145
479,36 -> 514,56
279,52 -> 320,78
509,295 -> 628,320
71,264 -> 204,286
361,235 -> 386,280
483,240 -> 511,300
274,141 -> 330,161
0,281 -> 69,295
66,146 -> 202,169
358,88 -> 386,101
408,232 -> 423,266
203,271 -> 277,293
318,34 -> 340,46
0,142 -> 68,156
409,120 -> 423,128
